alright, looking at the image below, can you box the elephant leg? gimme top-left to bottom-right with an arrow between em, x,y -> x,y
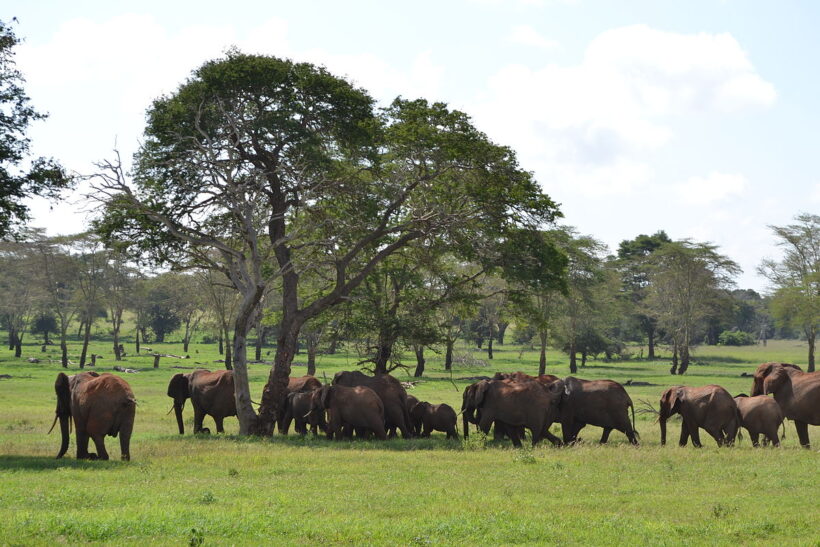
507,427 -> 523,448
766,430 -> 779,447
76,429 -> 91,459
493,421 -> 506,441
193,407 -> 206,434
544,429 -> 562,446
91,434 -> 109,461
678,420 -> 690,447
119,419 -> 133,461
751,433 -> 760,447
689,425 -> 703,448
706,427 -> 724,447
214,416 -> 225,434
600,428 -> 612,444
793,421 -> 810,448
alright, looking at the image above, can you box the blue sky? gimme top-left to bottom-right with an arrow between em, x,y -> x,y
7,0 -> 819,290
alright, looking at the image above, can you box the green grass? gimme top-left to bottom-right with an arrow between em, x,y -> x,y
0,334 -> 818,545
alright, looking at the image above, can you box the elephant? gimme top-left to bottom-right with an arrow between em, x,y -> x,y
277,375 -> 323,433
309,384 -> 387,440
494,371 -> 559,386
405,394 -> 421,435
659,385 -> 739,447
751,362 -> 820,448
409,401 -> 459,439
559,377 -> 638,445
332,371 -> 413,438
461,379 -> 526,441
472,378 -> 563,447
51,371 -> 136,461
733,394 -> 785,447
167,369 -> 235,434
280,390 -> 327,436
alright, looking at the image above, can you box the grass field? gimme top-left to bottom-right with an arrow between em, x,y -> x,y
0,333 -> 818,545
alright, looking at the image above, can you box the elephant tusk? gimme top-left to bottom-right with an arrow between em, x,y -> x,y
47,414 -> 59,434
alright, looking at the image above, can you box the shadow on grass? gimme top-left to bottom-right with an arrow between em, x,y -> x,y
164,432 -> 473,452
0,455 -> 129,471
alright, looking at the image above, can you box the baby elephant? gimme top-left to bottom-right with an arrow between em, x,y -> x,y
410,401 -> 459,439
734,394 -> 785,447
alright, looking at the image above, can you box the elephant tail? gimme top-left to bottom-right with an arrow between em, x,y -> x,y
629,401 -> 639,439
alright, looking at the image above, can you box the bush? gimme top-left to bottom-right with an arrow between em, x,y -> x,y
718,330 -> 755,346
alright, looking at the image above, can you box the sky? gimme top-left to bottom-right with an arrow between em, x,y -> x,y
7,0 -> 819,291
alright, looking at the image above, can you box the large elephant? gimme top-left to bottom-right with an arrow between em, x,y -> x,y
167,369 -> 235,434
659,385 -> 739,447
309,384 -> 387,440
409,401 -> 459,439
52,371 -> 136,461
559,377 -> 638,445
461,379 -> 526,441
280,390 -> 327,436
332,371 -> 412,438
751,362 -> 820,448
472,378 -> 563,447
277,375 -> 323,434
733,394 -> 785,447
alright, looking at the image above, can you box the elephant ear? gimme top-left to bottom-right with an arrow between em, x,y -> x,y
167,373 -> 191,399
563,377 -> 579,397
320,386 -> 332,409
672,388 -> 686,411
55,373 -> 72,417
474,381 -> 490,407
763,364 -> 786,395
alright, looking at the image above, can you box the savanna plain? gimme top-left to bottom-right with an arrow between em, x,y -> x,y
0,334 -> 818,546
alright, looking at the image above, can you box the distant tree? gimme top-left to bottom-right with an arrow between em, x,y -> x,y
647,241 -> 740,375
32,235 -> 78,367
759,213 -> 819,371
615,230 -> 671,359
0,235 -> 43,356
102,251 -> 137,360
31,313 -> 57,346
0,20 -> 69,238
72,234 -> 107,368
144,274 -> 183,344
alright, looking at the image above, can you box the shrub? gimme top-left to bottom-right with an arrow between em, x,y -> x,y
718,330 -> 755,346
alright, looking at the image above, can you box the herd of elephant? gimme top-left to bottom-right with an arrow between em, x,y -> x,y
49,361 -> 819,460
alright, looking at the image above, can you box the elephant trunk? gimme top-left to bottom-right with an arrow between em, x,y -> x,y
174,399 -> 185,435
659,415 -> 668,446
56,414 -> 70,459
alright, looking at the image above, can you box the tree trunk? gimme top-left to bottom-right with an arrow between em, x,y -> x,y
44,328 -> 50,345
224,327 -> 233,370
90,354 -> 96,367
256,322 -> 300,436
413,345 -> 425,378
328,336 -> 338,355
60,331 -> 68,368
14,336 -> 22,358
229,287 -> 265,436
113,311 -> 122,361
538,330 -> 548,376
678,336 -> 690,375
807,325 -> 816,373
374,341 -> 392,375
135,328 -> 140,354
8,328 -> 15,350
444,339 -> 454,371
255,323 -> 266,362
183,317 -> 192,353
79,320 -> 92,368
670,344 -> 679,375
569,341 -> 577,374
647,325 -> 655,360
153,354 -> 161,368
77,320 -> 85,340
487,337 -> 494,360
497,322 -> 509,345
218,333 -> 224,355
581,351 -> 587,368
307,343 -> 317,376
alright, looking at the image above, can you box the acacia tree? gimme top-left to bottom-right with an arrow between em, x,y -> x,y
0,236 -> 43,356
94,52 -> 561,435
102,251 -> 136,360
32,236 -> 78,367
759,213 -> 819,371
615,231 -> 671,359
647,241 -> 740,375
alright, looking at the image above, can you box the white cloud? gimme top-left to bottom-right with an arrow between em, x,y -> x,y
676,172 -> 747,205
508,25 -> 559,50
811,182 -> 820,203
469,24 -> 775,198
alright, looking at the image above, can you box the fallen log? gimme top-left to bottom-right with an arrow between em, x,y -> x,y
114,366 -> 139,374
